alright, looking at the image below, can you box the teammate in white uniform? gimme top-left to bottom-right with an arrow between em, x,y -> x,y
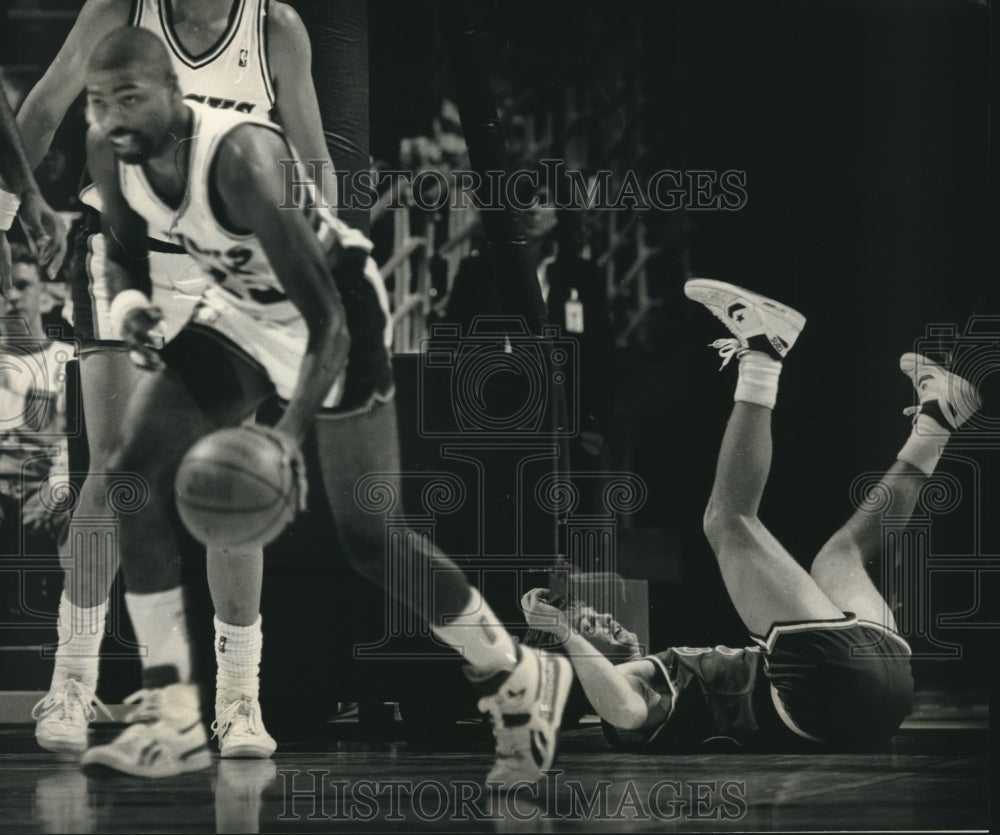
17,0 -> 341,759
76,0 -> 283,344
76,27 -> 573,786
0,81 -> 66,294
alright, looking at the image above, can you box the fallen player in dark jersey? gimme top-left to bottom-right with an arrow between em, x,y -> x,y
522,279 -> 982,752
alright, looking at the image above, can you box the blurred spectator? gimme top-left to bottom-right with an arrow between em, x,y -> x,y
0,244 -> 71,556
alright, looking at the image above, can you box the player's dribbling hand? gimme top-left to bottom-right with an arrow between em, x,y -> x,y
521,588 -> 571,641
245,425 -> 308,513
121,305 -> 165,371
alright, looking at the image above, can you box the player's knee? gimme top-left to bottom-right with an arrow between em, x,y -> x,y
703,497 -> 737,541
703,501 -> 755,550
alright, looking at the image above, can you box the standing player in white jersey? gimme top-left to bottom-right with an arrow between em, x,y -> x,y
75,27 -> 572,786
19,0 -> 341,758
0,81 -> 66,291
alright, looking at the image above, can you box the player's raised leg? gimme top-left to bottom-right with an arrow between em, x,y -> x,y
810,353 -> 983,627
315,399 -> 573,788
685,279 -> 844,638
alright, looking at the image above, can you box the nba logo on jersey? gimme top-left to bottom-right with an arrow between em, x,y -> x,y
239,49 -> 248,67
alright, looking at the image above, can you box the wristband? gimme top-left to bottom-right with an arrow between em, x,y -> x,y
0,189 -> 21,233
109,289 -> 152,339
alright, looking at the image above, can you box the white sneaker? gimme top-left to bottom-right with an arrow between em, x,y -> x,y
80,683 -> 212,778
900,352 -> 982,430
212,692 -> 277,759
32,677 -> 111,757
685,278 -> 806,361
476,646 -> 573,789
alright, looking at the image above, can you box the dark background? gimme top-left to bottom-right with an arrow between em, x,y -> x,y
1,0 -> 993,723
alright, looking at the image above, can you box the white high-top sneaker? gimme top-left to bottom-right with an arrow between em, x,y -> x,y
80,682 -> 211,778
900,352 -> 982,431
685,278 -> 806,362
475,646 -> 573,789
33,677 -> 110,756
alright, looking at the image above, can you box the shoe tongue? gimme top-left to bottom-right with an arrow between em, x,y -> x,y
142,665 -> 181,690
221,689 -> 250,704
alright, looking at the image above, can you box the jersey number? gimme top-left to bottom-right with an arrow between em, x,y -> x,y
175,234 -> 284,305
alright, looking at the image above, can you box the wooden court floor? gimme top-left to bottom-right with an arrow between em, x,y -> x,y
0,721 -> 988,833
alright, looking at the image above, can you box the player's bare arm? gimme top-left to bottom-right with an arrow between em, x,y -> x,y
564,636 -> 664,730
0,82 -> 42,198
214,125 -> 350,443
16,0 -> 131,170
268,3 -> 340,212
1,81 -> 68,288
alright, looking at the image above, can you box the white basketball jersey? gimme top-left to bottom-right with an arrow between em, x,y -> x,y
83,0 -> 275,216
117,102 -> 375,325
131,0 -> 275,117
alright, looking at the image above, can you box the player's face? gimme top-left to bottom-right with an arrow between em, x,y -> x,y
86,67 -> 176,164
572,605 -> 642,662
0,262 -> 43,331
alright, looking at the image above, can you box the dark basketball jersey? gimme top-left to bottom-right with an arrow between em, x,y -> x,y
603,645 -> 781,752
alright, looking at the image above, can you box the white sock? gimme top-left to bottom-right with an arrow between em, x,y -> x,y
734,350 -> 782,409
52,592 -> 106,691
897,413 -> 951,475
214,615 -> 262,703
124,587 -> 192,684
431,587 -> 518,675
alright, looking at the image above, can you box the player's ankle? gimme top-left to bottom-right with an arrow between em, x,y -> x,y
734,351 -> 782,409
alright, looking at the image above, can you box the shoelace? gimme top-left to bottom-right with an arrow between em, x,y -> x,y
32,679 -> 114,723
710,338 -> 744,370
211,697 -> 259,740
122,688 -> 166,724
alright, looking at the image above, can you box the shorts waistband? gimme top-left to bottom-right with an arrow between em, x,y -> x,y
146,238 -> 187,255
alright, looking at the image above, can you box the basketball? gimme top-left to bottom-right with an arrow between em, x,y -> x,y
175,427 -> 298,548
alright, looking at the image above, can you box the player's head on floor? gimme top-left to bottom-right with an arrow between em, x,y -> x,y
85,27 -> 183,164
570,604 -> 643,663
